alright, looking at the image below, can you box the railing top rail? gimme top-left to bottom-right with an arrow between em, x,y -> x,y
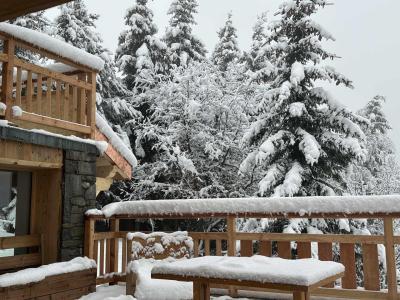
86,195 -> 400,220
0,23 -> 103,73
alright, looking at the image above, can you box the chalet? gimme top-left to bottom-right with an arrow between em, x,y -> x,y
0,1 -> 136,272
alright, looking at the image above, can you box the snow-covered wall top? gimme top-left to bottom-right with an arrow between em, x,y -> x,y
0,257 -> 96,287
87,195 -> 400,218
96,112 -> 138,168
0,23 -> 104,71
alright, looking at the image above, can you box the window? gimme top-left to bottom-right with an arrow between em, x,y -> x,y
0,170 -> 31,257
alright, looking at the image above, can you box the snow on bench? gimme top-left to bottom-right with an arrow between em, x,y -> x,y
0,257 -> 96,287
86,195 -> 400,218
0,23 -> 104,71
151,255 -> 344,287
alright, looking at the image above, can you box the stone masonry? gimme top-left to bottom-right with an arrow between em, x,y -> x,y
61,149 -> 97,261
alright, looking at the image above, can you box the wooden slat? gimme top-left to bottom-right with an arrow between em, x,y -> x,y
259,240 -> 272,256
63,83 -> 69,121
227,217 -> 236,257
122,238 -> 127,273
106,238 -> 111,274
340,243 -> 357,289
277,241 -> 291,259
0,52 -> 8,62
0,234 -> 41,250
362,243 -> 380,291
55,80 -> 61,118
384,217 -> 397,299
1,39 -> 14,120
216,239 -> 222,256
194,239 -> 199,257
87,72 -> 96,138
204,239 -> 210,256
36,74 -> 42,114
46,77 -> 52,117
93,240 -> 99,266
99,239 -> 105,276
72,86 -> 77,123
26,70 -> 33,111
319,242 -> 335,289
110,219 -> 119,273
0,253 -> 41,270
297,242 -> 312,258
240,240 -> 253,257
15,66 -> 22,107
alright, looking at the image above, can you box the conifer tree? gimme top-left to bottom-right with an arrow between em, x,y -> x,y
211,13 -> 240,72
164,0 -> 206,67
55,0 -> 128,98
245,12 -> 275,83
240,0 -> 367,199
115,0 -> 168,91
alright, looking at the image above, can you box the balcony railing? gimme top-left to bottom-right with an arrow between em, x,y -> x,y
85,198 -> 400,300
0,34 -> 97,138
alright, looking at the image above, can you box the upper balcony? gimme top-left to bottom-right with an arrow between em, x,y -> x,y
0,23 -> 104,139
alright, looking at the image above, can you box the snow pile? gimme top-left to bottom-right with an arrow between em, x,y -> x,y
11,106 -> 23,117
127,231 -> 193,260
0,120 -> 8,126
88,195 -> 400,218
0,23 -> 104,71
0,257 -> 96,287
290,62 -> 305,86
96,112 -> 138,168
152,255 -> 344,286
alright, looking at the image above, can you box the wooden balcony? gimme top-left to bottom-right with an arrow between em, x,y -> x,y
0,27 -> 99,138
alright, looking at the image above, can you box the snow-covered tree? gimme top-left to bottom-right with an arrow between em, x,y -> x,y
115,0 -> 168,91
240,0 -> 367,201
211,13 -> 240,72
8,11 -> 50,62
164,0 -> 206,67
245,12 -> 275,83
55,0 -> 129,98
348,96 -> 400,196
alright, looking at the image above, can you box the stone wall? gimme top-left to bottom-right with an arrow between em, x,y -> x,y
61,149 -> 97,261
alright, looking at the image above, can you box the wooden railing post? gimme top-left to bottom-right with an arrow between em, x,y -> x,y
227,216 -> 236,257
110,219 -> 120,277
84,217 -> 95,259
1,38 -> 15,120
384,217 -> 397,299
87,72 -> 96,139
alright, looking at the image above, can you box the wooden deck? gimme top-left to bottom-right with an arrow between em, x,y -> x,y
85,211 -> 400,299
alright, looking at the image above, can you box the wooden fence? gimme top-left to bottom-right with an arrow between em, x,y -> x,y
0,34 -> 97,138
85,215 -> 400,299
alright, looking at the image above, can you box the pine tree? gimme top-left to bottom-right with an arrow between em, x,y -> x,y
211,13 -> 240,72
55,0 -> 128,98
8,11 -> 50,62
115,0 -> 168,91
245,12 -> 275,83
240,0 -> 367,200
164,0 -> 206,67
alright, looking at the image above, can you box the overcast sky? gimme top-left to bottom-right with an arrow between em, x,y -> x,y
48,0 -> 400,158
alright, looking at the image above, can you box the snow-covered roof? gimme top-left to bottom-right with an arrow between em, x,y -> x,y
86,195 -> 400,218
0,23 -> 104,71
152,256 -> 344,286
96,112 -> 138,168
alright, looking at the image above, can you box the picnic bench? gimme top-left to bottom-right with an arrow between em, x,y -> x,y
151,255 -> 345,300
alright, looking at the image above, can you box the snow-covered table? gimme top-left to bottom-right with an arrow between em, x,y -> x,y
151,255 -> 344,300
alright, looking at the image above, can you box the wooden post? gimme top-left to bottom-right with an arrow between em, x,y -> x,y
1,39 -> 15,120
384,217 -> 397,299
84,218 -> 95,259
87,72 -> 96,139
193,281 -> 210,300
110,219 -> 120,278
227,216 -> 237,297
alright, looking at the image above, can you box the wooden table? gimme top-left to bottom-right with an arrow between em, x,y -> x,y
151,256 -> 344,300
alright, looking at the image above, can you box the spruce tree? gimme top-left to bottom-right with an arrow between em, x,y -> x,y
211,13 -> 240,72
164,0 -> 206,67
55,0 -> 128,98
115,0 -> 168,91
246,12 -> 275,83
240,0 -> 367,199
